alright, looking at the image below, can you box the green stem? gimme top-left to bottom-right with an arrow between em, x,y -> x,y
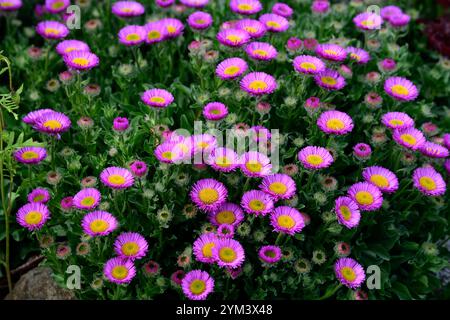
275,232 -> 284,245
318,283 -> 343,300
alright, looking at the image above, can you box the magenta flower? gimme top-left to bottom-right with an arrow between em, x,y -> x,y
270,206 -> 305,235
240,151 -> 272,177
141,88 -> 174,108
235,19 -> 266,38
203,102 -> 228,121
334,257 -> 366,289
193,233 -> 219,263
212,238 -> 245,269
118,25 -> 146,46
16,203 -> 50,231
412,167 -> 446,196
215,57 -> 248,80
314,69 -> 346,90
27,188 -> 51,204
81,211 -> 118,236
113,117 -> 129,132
258,245 -> 282,264
335,196 -> 360,229
14,147 -> 47,165
207,147 -> 239,172
245,42 -> 277,61
63,51 -> 99,71
111,1 -> 145,18
317,110 -> 354,135
293,55 -> 325,75
104,257 -> 136,284
100,167 -> 134,189
240,72 -> 277,96
384,76 -> 419,101
381,112 -> 415,130
259,13 -> 289,32
230,0 -> 262,15
36,21 -> 69,40
182,270 -> 214,300
45,0 -> 69,14
208,203 -> 244,227
347,182 -> 383,211
187,11 -> 213,30
393,127 -> 426,150
216,28 -> 250,47
56,40 -> 90,56
362,166 -> 399,193
114,232 -> 149,260
241,190 -> 274,216
190,178 -> 228,212
259,173 -> 296,200
73,188 -> 101,210
298,146 -> 334,170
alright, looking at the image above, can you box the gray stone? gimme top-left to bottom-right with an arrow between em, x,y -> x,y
5,267 -> 75,300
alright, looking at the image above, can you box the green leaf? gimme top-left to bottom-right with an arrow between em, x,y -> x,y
392,282 -> 413,300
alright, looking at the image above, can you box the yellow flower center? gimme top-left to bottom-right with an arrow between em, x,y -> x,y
277,214 -> 295,229
226,34 -> 242,43
269,182 -> 287,195
44,28 -> 61,36
107,174 -> 126,186
300,62 -> 317,70
161,151 -> 173,160
33,195 -> 45,202
210,109 -> 221,115
125,33 -> 141,41
81,196 -> 95,206
24,211 -> 43,225
189,279 -> 206,295
72,57 -> 90,67
245,161 -> 262,173
43,119 -> 62,130
266,21 -> 280,28
52,1 -> 65,9
198,188 -> 219,204
149,96 -> 166,104
326,118 -> 345,130
201,242 -> 215,258
0,2 -> 14,7
89,219 -> 109,233
389,119 -> 404,126
238,4 -> 253,11
324,49 -> 337,55
224,65 -> 240,75
244,26 -> 257,33
306,154 -> 324,166
350,53 -> 361,61
167,25 -> 176,34
249,80 -> 268,90
341,266 -> 357,281
219,247 -> 237,263
111,266 -> 128,280
370,174 -> 389,188
215,156 -> 232,168
121,7 -> 133,13
361,19 -> 375,27
419,176 -> 436,191
216,210 -> 236,224
253,49 -> 268,57
64,47 -> 77,53
391,84 -> 409,96
148,30 -> 161,40
400,134 -> 417,146
21,151 -> 39,160
121,241 -> 139,256
339,205 -> 352,221
355,191 -> 374,205
249,199 -> 265,211
195,19 -> 205,24
321,76 -> 337,85
197,141 -> 209,149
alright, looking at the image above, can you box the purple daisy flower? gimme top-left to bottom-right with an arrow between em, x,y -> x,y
270,206 -> 305,235
348,182 -> 383,211
192,134 -> 218,155
187,11 -> 213,30
317,110 -> 354,135
215,57 -> 248,80
144,21 -> 166,44
203,102 -> 228,121
293,55 -> 326,75
240,151 -> 272,177
56,40 -> 90,56
22,109 -> 55,126
353,12 -> 383,30
353,143 -> 372,160
298,146 -> 334,170
346,46 -> 370,64
272,2 -> 293,18
0,0 -> 22,11
182,270 -> 214,300
207,147 -> 239,172
389,13 -> 410,27
208,203 -> 244,227
156,0 -> 174,8
63,51 -> 99,71
216,224 -> 234,238
100,167 -> 134,189
245,42 -> 277,61
241,190 -> 274,216
393,127 -> 426,150
259,245 -> 282,264
362,166 -> 399,193
190,178 -> 228,212
193,233 -> 219,263
312,0 -> 329,14
412,167 -> 446,196
420,141 -> 449,159
334,196 -> 360,229
250,125 -> 271,142
14,147 -> 47,165
235,19 -> 266,38
259,174 -> 296,200
384,76 -> 419,101
111,1 -> 145,18
81,210 -> 118,236
212,238 -> 245,269
45,0 -> 69,14
114,232 -> 148,260
118,25 -> 146,46
316,43 -> 347,62
104,257 -> 136,284
16,203 -> 50,231
113,117 -> 129,132
34,111 -> 71,135
259,13 -> 289,32
27,188 -> 51,204
141,88 -> 174,108
73,188 -> 101,210
216,28 -> 250,47
36,21 -> 69,40
240,72 -> 277,96
160,18 -> 184,38
180,0 -> 208,8
380,5 -> 403,20
334,257 -> 366,289
230,0 -> 262,15
381,112 -> 415,130
314,69 -> 346,90
129,160 -> 147,177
